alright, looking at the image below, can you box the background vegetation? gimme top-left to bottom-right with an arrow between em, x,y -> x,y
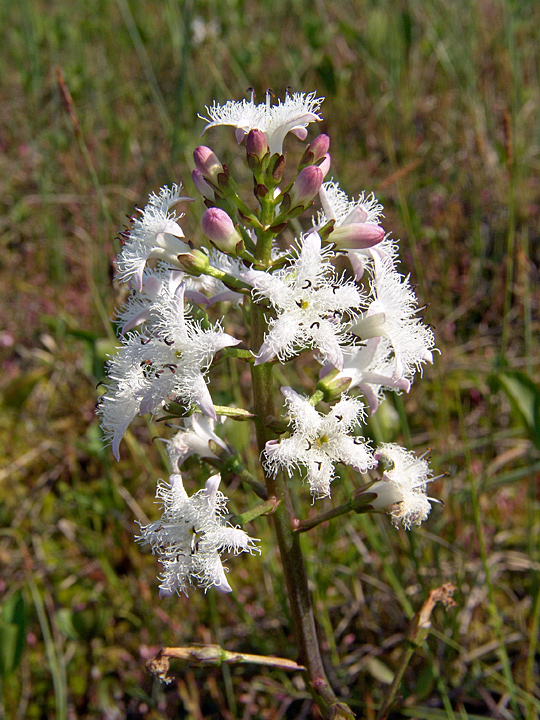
1,0 -> 539,717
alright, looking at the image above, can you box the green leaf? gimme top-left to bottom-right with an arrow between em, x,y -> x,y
494,370 -> 540,451
0,590 -> 27,677
364,656 -> 394,684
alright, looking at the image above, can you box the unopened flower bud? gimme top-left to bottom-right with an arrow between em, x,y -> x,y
177,248 -> 210,276
318,153 -> 331,178
289,166 -> 323,209
201,207 -> 242,253
330,223 -> 385,249
317,367 -> 352,402
269,154 -> 285,183
309,133 -> 330,162
193,146 -> 223,182
192,168 -> 213,198
246,129 -> 268,161
299,133 -> 330,169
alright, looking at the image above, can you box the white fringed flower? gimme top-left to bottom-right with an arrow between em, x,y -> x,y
137,473 -> 260,596
351,255 -> 435,380
200,91 -> 323,155
99,283 -> 239,460
117,184 -> 193,291
369,444 -> 438,529
166,415 -> 228,471
244,232 -> 362,370
264,387 -> 374,499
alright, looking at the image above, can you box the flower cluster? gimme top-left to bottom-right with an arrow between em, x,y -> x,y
99,90 -> 440,597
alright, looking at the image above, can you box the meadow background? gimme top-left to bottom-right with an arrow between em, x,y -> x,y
1,0 -> 539,718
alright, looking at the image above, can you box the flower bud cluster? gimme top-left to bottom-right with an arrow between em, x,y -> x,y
99,90 -> 440,597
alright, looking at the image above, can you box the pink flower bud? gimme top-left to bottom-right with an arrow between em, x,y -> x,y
246,129 -> 268,160
192,168 -> 213,198
193,146 -> 223,181
201,208 -> 242,253
289,166 -> 323,209
330,223 -> 385,249
309,134 -> 330,162
318,153 -> 331,178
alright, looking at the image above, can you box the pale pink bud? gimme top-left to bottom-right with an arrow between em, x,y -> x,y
246,129 -> 268,160
289,166 -> 323,209
310,133 -> 330,162
318,153 -> 331,178
193,146 -> 223,181
330,223 -> 385,249
201,207 -> 242,253
192,168 -> 213,198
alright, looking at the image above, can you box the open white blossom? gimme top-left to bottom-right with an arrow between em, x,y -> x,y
166,415 -> 228,471
200,90 -> 323,155
99,283 -> 239,460
116,184 -> 193,291
137,473 -> 260,596
244,232 -> 362,370
369,444 -> 437,529
264,386 -> 374,499
351,254 -> 435,380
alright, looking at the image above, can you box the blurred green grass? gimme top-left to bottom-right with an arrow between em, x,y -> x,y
1,0 -> 539,717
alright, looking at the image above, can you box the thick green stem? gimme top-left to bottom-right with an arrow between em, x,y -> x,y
250,299 -> 353,718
